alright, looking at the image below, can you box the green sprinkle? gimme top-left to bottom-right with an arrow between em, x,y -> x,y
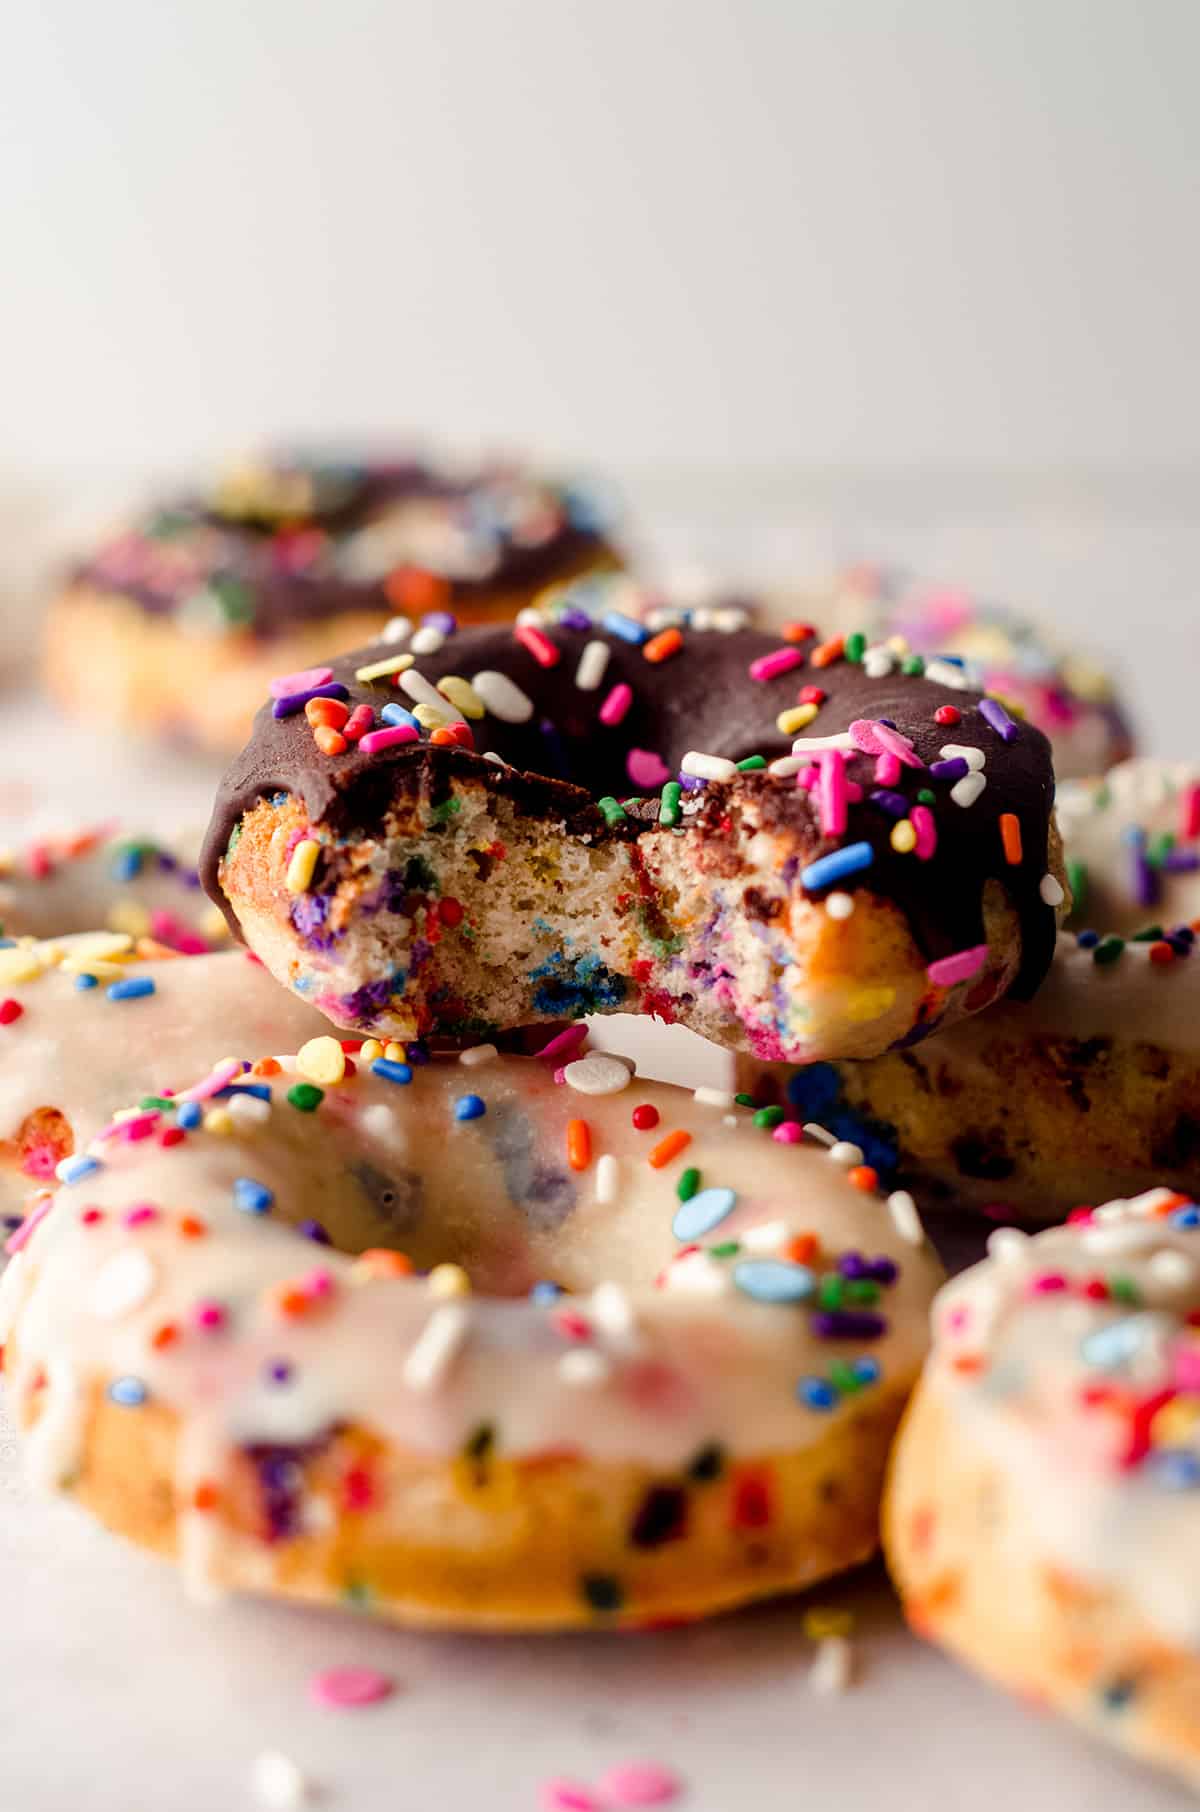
902,654 -> 926,676
818,1276 -> 845,1310
1067,859 -> 1089,915
736,755 -> 767,771
845,1279 -> 880,1304
734,1093 -> 755,1108
1131,924 -> 1165,942
916,788 -> 936,806
597,796 -> 627,827
287,1082 -> 324,1112
753,1105 -> 785,1129
828,1360 -> 862,1395
621,797 -> 644,812
676,1166 -> 701,1201
1109,1275 -> 1140,1306
1093,935 -> 1126,966
138,1096 -> 177,1113
845,631 -> 867,663
432,796 -> 462,823
1147,832 -> 1176,868
709,1240 -> 741,1259
659,781 -> 683,828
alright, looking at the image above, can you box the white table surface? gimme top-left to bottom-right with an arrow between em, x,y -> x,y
1,476 -> 1197,1810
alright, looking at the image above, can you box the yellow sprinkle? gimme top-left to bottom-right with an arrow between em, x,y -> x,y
107,900 -> 151,939
355,653 -> 415,683
383,1041 -> 406,1061
412,701 -> 451,729
202,905 -> 231,942
803,1606 -> 855,1641
428,1263 -> 471,1298
777,703 -> 819,735
1151,1397 -> 1200,1444
48,931 -> 134,965
285,838 -> 321,895
203,1107 -> 234,1135
436,676 -> 486,720
0,946 -> 46,984
296,1034 -> 347,1086
846,985 -> 896,1023
360,1038 -> 384,1064
61,958 -> 129,982
890,820 -> 918,854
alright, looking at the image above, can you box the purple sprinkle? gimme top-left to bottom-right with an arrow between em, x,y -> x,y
679,773 -> 707,793
406,1041 -> 432,1065
272,682 -> 350,720
299,1219 -> 331,1244
979,697 -> 1019,742
421,611 -> 457,634
868,1256 -> 899,1285
1125,829 -> 1159,909
265,1360 -> 293,1386
1171,925 -> 1197,945
558,608 -> 592,631
838,1252 -> 870,1279
869,788 -> 910,818
1164,849 -> 1200,874
1166,931 -> 1195,958
929,758 -> 969,782
812,1309 -> 888,1340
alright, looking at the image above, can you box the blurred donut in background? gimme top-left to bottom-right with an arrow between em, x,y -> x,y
42,449 -> 623,756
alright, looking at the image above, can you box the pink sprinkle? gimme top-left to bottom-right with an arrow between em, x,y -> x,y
118,1112 -> 160,1143
160,1127 -> 186,1148
749,646 -> 804,683
599,683 -> 633,727
1066,1207 -> 1096,1225
515,623 -> 561,669
553,1307 -> 594,1342
308,1666 -> 396,1709
1173,1344 -> 1200,1392
817,749 -> 848,836
596,1761 -> 683,1807
123,1203 -> 159,1227
875,724 -> 924,769
5,1195 -> 54,1256
304,1267 -> 335,1300
149,910 -> 210,955
343,703 -> 375,742
270,665 -> 333,699
910,804 -> 938,860
194,1299 -> 227,1331
772,1121 -> 804,1144
873,752 -> 901,786
360,725 -> 419,754
179,1058 -> 243,1104
538,1025 -> 589,1063
795,764 -> 818,791
1182,784 -> 1200,842
627,748 -> 670,790
540,1783 -> 599,1812
1029,1272 -> 1069,1295
926,945 -> 988,988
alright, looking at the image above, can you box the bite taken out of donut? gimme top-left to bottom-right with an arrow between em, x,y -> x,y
886,1189 -> 1200,1790
201,592 -> 1068,1066
1,1044 -> 944,1630
44,451 -> 622,755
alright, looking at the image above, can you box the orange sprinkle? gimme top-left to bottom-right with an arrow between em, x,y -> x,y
809,635 -> 845,669
566,1118 -> 592,1171
951,1352 -> 985,1376
384,566 -> 450,612
999,812 -> 1023,865
648,1128 -> 692,1169
643,627 -> 683,664
1152,1192 -> 1193,1217
273,1284 -> 311,1319
429,727 -> 458,747
134,936 -> 183,961
150,1322 -> 179,1351
1150,940 -> 1177,966
305,695 -> 350,730
848,1165 -> 879,1192
314,725 -> 348,756
358,1248 -> 415,1278
178,1215 -> 208,1239
252,1057 -> 282,1077
784,1231 -> 819,1265
191,1481 -> 221,1513
782,620 -> 817,643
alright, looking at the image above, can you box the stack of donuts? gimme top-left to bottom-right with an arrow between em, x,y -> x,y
9,451 -> 1200,1786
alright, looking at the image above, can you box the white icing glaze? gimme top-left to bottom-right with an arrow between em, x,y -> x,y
0,826 -> 229,948
1056,758 -> 1200,936
928,1188 -> 1200,1648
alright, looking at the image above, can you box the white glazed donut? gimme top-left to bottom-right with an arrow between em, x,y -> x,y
887,1187 -> 1200,1788
0,825 -> 230,950
0,1047 -> 943,1629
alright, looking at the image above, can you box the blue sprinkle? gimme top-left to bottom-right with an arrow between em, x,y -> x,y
1150,1448 -> 1200,1490
106,975 -> 156,1003
0,939 -> 15,950
800,842 -> 875,894
601,610 -> 650,646
796,1377 -> 838,1411
454,1093 -> 487,1121
371,1058 -> 413,1086
1170,1205 -> 1200,1228
421,611 -> 457,635
530,1280 -> 564,1304
733,1259 -> 816,1304
232,1177 -> 275,1215
74,973 -> 98,991
112,848 -> 144,882
933,653 -> 967,668
108,1376 -> 148,1408
215,1082 -> 273,1102
177,1101 -> 202,1130
853,1356 -> 882,1385
868,788 -> 910,818
1076,929 -> 1101,949
672,1186 -> 737,1243
558,608 -> 592,632
929,758 -> 969,782
381,703 -> 420,730
58,1154 -> 100,1185
1081,1319 -> 1149,1372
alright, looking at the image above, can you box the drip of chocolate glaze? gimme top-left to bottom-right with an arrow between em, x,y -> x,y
201,622 -> 1060,997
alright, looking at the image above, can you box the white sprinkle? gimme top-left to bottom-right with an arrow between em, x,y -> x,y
1149,1249 -> 1197,1289
252,1750 -> 309,1809
472,670 -> 535,724
1040,873 -> 1066,907
1082,1222 -> 1162,1255
459,1043 -> 499,1068
590,1280 -> 637,1340
863,649 -> 894,678
645,607 -> 685,630
950,772 -> 987,808
563,1054 -> 634,1097
1129,1186 -> 1181,1217
398,668 -> 449,712
924,658 -> 972,690
741,1219 -> 789,1252
825,891 -> 855,920
887,1191 -> 924,1246
713,606 -> 748,633
402,1304 -> 471,1392
940,744 -> 986,772
515,605 -> 546,629
381,615 -> 411,645
663,1251 -> 730,1296
829,1141 -> 865,1167
575,639 -> 611,692
803,1122 -> 837,1148
768,757 -> 805,777
228,1093 -> 271,1129
482,751 -> 511,766
986,1226 -> 1030,1266
681,751 -> 738,782
693,1086 -> 734,1109
410,626 -> 445,656
809,1635 -> 854,1695
790,733 -> 857,754
595,1154 -> 620,1204
89,1249 -> 158,1320
558,1348 -> 613,1388
723,1113 -> 739,1126
360,1103 -> 396,1140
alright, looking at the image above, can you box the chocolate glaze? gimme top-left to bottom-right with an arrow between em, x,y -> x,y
71,456 -> 615,638
201,622 -> 1060,996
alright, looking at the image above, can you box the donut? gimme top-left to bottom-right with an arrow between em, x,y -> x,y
44,452 -> 621,754
886,1188 -> 1200,1788
0,823 -> 229,950
778,565 -> 1134,781
739,758 -> 1200,1222
200,595 -> 1066,1065
0,937 -> 328,1214
0,1046 -> 944,1629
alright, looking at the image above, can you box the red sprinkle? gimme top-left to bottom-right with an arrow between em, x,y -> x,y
515,623 -> 561,669
798,684 -> 827,705
934,705 -> 961,726
631,1104 -> 660,1131
342,703 -> 375,742
0,999 -> 23,1026
438,897 -> 464,927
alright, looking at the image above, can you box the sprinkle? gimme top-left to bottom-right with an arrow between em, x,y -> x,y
1182,784 -> 1200,841
370,1058 -> 412,1086
734,1259 -> 815,1303
888,1191 -> 924,1244
1093,935 -> 1125,966
599,683 -> 634,727
106,975 -> 155,1002
410,626 -> 444,655
312,725 -> 346,755
627,749 -> 669,789
576,640 -> 611,691
305,695 -> 349,730
829,1140 -> 865,1166
890,820 -> 917,854
643,627 -> 683,664
693,1086 -> 734,1109
359,725 -> 419,754
251,1750 -> 309,1809
541,1781 -> 600,1812
403,1303 -> 470,1391
0,997 -> 23,1025
679,751 -> 737,783
296,1035 -> 346,1086
648,1129 -> 692,1169
800,843 -> 874,893
777,704 -> 819,735
454,1093 -> 486,1122
673,1186 -> 737,1241
515,623 -> 561,668
753,1105 -> 785,1129
816,749 -> 849,836
272,682 -> 350,719
929,758 -> 969,782
812,1309 -> 886,1339
602,610 -> 650,645
286,1082 -> 324,1112
597,796 -> 628,828
472,670 -> 535,723
979,697 -> 1018,742
749,646 -> 805,683
631,1103 -> 660,1130
564,1054 -> 634,1096
380,703 -> 419,730
910,804 -> 937,859
797,1377 -> 838,1410
233,1178 -> 275,1215
270,665 -> 333,699
107,1375 -> 148,1408
595,1154 -> 619,1204
57,1154 -> 100,1184
342,703 -> 375,741
1040,873 -> 1065,907
308,1667 -> 395,1709
809,1635 -> 855,1694
927,945 -> 988,988
676,1168 -> 701,1201
810,636 -> 844,668
355,654 -> 414,683
999,813 -> 1023,865
659,781 -> 683,828
285,839 -> 321,893
567,1119 -> 592,1171
459,1043 -> 498,1067
950,771 -> 987,808
90,1248 -> 158,1319
595,1762 -> 683,1807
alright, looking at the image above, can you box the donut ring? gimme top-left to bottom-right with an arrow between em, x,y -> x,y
887,1190 -> 1200,1788
739,758 -> 1200,1221
201,592 -> 1066,1064
781,565 -> 1135,781
0,1048 -> 943,1629
0,824 -> 229,950
44,453 -> 621,754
